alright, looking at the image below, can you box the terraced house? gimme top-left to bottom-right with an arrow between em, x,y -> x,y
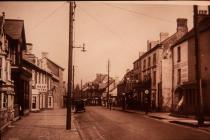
171,7 -> 210,117
38,52 -> 65,109
22,44 -> 54,112
117,18 -> 189,112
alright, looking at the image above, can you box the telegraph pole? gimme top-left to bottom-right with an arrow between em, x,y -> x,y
73,65 -> 75,99
107,59 -> 110,108
66,1 -> 74,130
193,5 -> 204,125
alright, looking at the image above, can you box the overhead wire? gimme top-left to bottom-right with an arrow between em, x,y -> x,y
77,6 -> 137,50
28,2 -> 67,35
102,3 -> 175,24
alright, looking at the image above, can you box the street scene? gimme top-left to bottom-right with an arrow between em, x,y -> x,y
1,1 -> 210,140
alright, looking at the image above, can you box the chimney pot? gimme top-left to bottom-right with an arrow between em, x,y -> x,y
177,18 -> 188,33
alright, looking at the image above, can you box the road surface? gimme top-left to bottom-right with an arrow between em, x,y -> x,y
74,106 -> 210,140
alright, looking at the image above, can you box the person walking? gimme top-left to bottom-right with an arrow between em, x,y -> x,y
109,98 -> 112,110
145,90 -> 149,114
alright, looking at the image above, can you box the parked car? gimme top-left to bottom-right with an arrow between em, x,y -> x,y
74,99 -> 86,112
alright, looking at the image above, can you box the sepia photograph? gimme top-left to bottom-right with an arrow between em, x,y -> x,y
0,1 -> 210,140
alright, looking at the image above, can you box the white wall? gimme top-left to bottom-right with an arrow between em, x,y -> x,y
173,41 -> 189,88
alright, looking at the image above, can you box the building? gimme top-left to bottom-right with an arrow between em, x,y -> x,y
117,69 -> 138,109
22,44 -> 53,112
5,18 -> 31,116
0,13 -> 15,130
139,40 -> 162,111
160,18 -> 188,111
118,18 -> 188,112
82,73 -> 117,106
39,52 -> 65,109
171,7 -> 210,116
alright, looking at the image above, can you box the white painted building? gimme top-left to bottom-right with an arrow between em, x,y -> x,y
23,44 -> 54,112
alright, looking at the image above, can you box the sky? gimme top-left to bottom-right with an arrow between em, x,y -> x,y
0,1 -> 209,85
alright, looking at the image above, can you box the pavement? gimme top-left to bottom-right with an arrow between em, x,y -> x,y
112,106 -> 210,133
1,108 -> 81,140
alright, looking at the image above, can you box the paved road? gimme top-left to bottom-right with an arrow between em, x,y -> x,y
74,106 -> 210,140
2,109 -> 80,140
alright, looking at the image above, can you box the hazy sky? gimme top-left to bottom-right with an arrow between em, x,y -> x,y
0,1 -> 209,85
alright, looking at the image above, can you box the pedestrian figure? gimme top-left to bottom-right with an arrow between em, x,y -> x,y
109,99 -> 112,110
145,90 -> 149,115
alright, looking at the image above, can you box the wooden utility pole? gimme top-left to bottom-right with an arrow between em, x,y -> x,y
66,1 -> 74,130
193,5 -> 204,125
107,59 -> 110,108
73,65 -> 75,99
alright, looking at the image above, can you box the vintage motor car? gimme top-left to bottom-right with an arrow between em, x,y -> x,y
74,99 -> 86,112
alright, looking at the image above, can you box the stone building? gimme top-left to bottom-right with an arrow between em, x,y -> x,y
160,18 -> 188,111
171,7 -> 210,116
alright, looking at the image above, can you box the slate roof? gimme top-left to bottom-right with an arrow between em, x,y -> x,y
42,57 -> 65,71
4,19 -> 24,40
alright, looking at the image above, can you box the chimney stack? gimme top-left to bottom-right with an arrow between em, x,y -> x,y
177,18 -> 188,33
41,52 -> 48,58
160,32 -> 169,42
147,40 -> 159,51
